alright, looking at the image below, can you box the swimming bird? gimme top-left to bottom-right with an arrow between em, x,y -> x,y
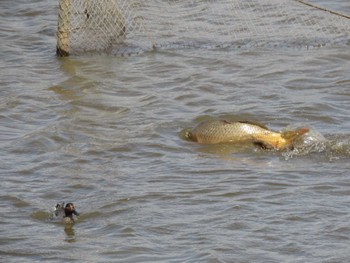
186,119 -> 309,150
54,202 -> 79,223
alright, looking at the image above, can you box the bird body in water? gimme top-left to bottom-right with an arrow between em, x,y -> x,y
54,202 -> 79,223
187,119 -> 309,150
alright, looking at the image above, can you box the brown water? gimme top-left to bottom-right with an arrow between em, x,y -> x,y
1,1 -> 350,262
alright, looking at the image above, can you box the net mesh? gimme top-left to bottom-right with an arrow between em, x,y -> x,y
56,0 -> 350,56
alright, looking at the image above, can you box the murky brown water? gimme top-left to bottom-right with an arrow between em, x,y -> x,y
1,1 -> 350,262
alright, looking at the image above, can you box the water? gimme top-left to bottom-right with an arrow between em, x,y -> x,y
1,1 -> 350,262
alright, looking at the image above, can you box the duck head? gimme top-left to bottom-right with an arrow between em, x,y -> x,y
64,203 -> 79,219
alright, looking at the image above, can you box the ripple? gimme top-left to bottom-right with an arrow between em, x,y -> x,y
2,1 -> 350,262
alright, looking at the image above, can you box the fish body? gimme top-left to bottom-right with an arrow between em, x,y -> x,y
187,119 -> 309,150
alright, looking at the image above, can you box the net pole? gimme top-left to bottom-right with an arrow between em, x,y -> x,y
56,0 -> 71,56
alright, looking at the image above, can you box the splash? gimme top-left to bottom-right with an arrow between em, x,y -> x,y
283,125 -> 327,159
282,124 -> 350,161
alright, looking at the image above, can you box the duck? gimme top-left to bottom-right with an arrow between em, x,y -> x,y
54,202 -> 79,223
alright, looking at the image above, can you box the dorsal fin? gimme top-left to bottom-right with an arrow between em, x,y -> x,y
221,119 -> 233,124
237,120 -> 269,130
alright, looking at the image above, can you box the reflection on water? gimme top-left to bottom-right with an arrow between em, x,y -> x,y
64,225 -> 76,243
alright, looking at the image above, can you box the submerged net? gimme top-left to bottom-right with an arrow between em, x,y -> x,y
56,0 -> 350,56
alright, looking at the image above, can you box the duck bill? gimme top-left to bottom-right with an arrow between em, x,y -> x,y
72,210 -> 79,216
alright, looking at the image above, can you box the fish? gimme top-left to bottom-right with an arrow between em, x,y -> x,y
186,119 -> 309,150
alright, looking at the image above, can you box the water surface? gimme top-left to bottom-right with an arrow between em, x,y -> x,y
1,1 -> 350,262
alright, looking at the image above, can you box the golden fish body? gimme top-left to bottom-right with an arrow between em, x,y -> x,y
187,119 -> 309,150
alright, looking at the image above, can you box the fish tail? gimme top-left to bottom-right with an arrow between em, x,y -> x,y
281,127 -> 309,141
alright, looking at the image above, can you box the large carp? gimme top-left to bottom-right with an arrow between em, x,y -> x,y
186,119 -> 309,150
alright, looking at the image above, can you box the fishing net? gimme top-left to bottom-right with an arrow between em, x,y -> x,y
56,0 -> 350,56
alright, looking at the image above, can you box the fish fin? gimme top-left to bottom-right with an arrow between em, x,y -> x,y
253,141 -> 274,150
237,120 -> 269,130
221,119 -> 233,124
281,128 -> 309,140
219,119 -> 269,130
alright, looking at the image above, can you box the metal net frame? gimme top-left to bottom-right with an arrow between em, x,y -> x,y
56,0 -> 350,56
